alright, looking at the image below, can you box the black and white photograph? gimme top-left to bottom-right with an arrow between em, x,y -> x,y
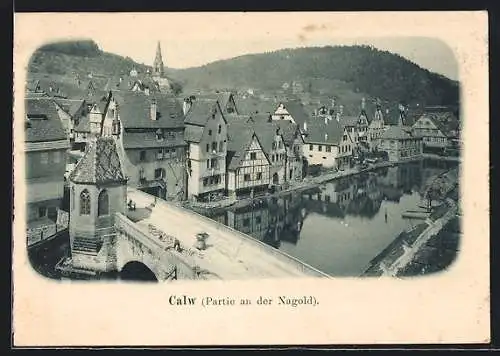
13,12 -> 489,346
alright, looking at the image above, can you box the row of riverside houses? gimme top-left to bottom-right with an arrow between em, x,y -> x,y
24,86 -> 459,210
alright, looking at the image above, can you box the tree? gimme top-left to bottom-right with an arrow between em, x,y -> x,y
424,177 -> 445,211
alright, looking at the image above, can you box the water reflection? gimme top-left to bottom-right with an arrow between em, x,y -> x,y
203,159 -> 458,276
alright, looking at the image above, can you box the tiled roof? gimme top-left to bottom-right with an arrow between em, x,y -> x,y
417,111 -> 459,137
339,116 -> 359,127
183,99 -> 220,127
380,125 -> 418,140
104,76 -> 136,91
73,115 -> 90,133
252,123 -> 279,157
185,92 -> 234,111
184,124 -> 205,143
225,113 -> 252,124
303,117 -> 343,145
69,137 -> 127,185
280,100 -> 310,127
26,79 -> 41,92
252,113 -> 273,124
236,96 -> 275,115
272,120 -> 299,146
114,92 -> 184,129
25,92 -> 49,99
88,91 -> 112,114
54,99 -> 86,118
122,130 -> 186,149
226,122 -> 258,171
25,98 -> 67,142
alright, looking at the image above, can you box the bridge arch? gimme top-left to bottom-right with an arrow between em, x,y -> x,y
120,261 -> 158,282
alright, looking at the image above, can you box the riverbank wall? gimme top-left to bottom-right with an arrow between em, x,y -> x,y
185,156 -> 433,214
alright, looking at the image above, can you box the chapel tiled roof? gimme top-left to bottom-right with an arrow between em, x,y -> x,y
69,137 -> 127,185
114,92 -> 184,129
25,98 -> 67,143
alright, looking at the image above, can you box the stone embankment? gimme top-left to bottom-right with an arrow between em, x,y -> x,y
362,164 -> 460,278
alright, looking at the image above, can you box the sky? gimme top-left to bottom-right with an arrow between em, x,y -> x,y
22,12 -> 460,81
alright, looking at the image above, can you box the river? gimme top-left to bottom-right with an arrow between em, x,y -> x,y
29,158 -> 458,280
200,159 -> 459,276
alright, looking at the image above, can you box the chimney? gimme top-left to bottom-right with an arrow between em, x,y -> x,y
183,98 -> 192,116
361,97 -> 366,110
150,98 -> 158,120
303,121 -> 307,132
324,133 -> 328,141
324,116 -> 328,125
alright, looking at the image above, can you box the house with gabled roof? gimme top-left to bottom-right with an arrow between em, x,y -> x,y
183,91 -> 239,116
379,107 -> 423,162
252,121 -> 287,186
266,118 -> 305,182
25,98 -> 70,247
271,100 -> 311,129
368,102 -> 386,152
183,98 -> 228,202
411,109 -> 459,153
107,92 -> 187,201
53,98 -> 88,142
226,121 -> 271,199
302,115 -> 354,169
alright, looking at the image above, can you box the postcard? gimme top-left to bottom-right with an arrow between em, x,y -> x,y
12,11 -> 489,346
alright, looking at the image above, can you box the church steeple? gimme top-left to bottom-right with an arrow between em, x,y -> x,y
153,41 -> 164,77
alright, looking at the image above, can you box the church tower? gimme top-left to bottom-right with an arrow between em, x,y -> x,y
68,137 -> 128,273
151,41 -> 171,92
153,41 -> 164,78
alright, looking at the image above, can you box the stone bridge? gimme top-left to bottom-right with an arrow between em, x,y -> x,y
64,190 -> 331,281
108,188 -> 331,281
114,213 -> 200,282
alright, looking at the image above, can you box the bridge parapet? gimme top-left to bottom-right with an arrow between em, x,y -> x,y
130,189 -> 331,278
114,213 -> 199,281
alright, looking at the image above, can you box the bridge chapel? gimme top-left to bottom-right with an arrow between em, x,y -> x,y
68,136 -> 128,273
